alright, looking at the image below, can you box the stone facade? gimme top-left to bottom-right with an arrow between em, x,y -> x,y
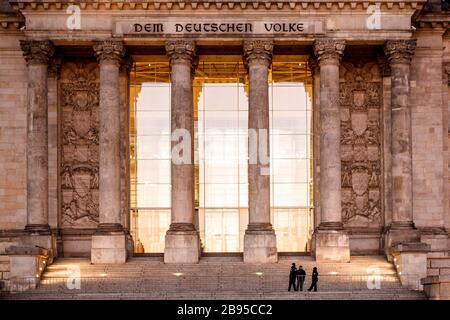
0,0 -> 449,295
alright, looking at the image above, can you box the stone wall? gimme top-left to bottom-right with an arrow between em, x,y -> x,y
0,255 -> 10,291
410,30 -> 448,251
0,33 -> 27,231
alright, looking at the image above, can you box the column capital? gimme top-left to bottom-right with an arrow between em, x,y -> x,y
243,39 -> 273,67
313,39 -> 345,66
165,39 -> 196,63
20,40 -> 55,66
93,40 -> 125,65
384,40 -> 416,65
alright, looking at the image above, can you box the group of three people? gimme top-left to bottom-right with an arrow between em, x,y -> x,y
288,263 -> 319,292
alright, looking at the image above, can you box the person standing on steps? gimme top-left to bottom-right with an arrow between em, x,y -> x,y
296,265 -> 306,291
307,267 -> 319,292
288,263 -> 297,291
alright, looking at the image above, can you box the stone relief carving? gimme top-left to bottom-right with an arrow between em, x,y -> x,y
60,62 -> 100,227
340,61 -> 382,227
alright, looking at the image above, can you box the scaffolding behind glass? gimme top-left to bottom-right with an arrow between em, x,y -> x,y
130,60 -> 171,253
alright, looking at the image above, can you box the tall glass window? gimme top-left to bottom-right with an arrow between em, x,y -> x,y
130,60 -> 171,253
270,59 -> 314,252
194,57 -> 249,252
130,56 -> 313,253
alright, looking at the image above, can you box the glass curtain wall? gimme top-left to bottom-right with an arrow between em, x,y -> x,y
194,56 -> 249,253
130,60 -> 171,253
269,58 -> 314,252
130,56 -> 313,253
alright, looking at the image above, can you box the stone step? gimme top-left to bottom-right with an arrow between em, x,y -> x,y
3,255 -> 423,300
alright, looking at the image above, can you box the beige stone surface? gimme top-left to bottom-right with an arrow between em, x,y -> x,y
243,231 -> 277,263
422,275 -> 450,300
410,31 -> 448,230
314,230 -> 350,263
164,231 -> 200,264
91,234 -> 127,264
0,34 -> 28,230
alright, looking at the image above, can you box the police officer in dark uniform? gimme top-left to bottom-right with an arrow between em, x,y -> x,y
296,265 -> 306,291
288,263 -> 297,291
308,267 -> 319,292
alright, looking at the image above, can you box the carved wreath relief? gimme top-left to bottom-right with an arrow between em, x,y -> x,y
60,62 -> 100,227
340,62 -> 382,227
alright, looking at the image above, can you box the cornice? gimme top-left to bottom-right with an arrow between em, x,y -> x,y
0,0 -> 24,29
0,11 -> 24,29
415,12 -> 450,29
9,0 -> 427,12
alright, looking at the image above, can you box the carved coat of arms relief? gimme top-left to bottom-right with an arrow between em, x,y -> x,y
59,62 -> 100,227
339,62 -> 382,227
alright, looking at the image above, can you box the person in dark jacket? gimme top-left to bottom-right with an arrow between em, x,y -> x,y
288,263 -> 297,291
296,265 -> 306,291
307,267 -> 318,292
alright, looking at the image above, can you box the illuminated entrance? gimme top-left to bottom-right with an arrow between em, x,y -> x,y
130,55 -> 314,253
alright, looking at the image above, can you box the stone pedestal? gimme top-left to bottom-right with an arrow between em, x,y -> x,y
314,229 -> 350,263
164,230 -> 200,264
384,227 -> 420,259
21,234 -> 57,264
389,242 -> 430,290
91,233 -> 127,264
6,245 -> 50,292
243,230 -> 277,263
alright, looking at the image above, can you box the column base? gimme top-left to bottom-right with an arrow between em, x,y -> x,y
313,228 -> 350,263
243,228 -> 277,264
91,232 -> 127,264
164,224 -> 200,264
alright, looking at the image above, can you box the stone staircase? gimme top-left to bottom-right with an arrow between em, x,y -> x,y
2,255 -> 426,300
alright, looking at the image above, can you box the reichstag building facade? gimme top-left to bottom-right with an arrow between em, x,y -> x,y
0,0 -> 449,299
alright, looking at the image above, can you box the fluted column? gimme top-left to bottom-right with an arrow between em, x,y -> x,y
312,39 -> 350,262
243,40 -> 277,263
384,40 -> 420,247
20,40 -> 54,234
164,40 -> 200,263
91,40 -> 127,264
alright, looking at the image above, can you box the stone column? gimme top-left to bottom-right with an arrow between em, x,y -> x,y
20,40 -> 56,259
91,40 -> 127,264
243,40 -> 277,263
164,40 -> 200,263
312,39 -> 350,262
20,40 -> 54,234
384,40 -> 420,248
